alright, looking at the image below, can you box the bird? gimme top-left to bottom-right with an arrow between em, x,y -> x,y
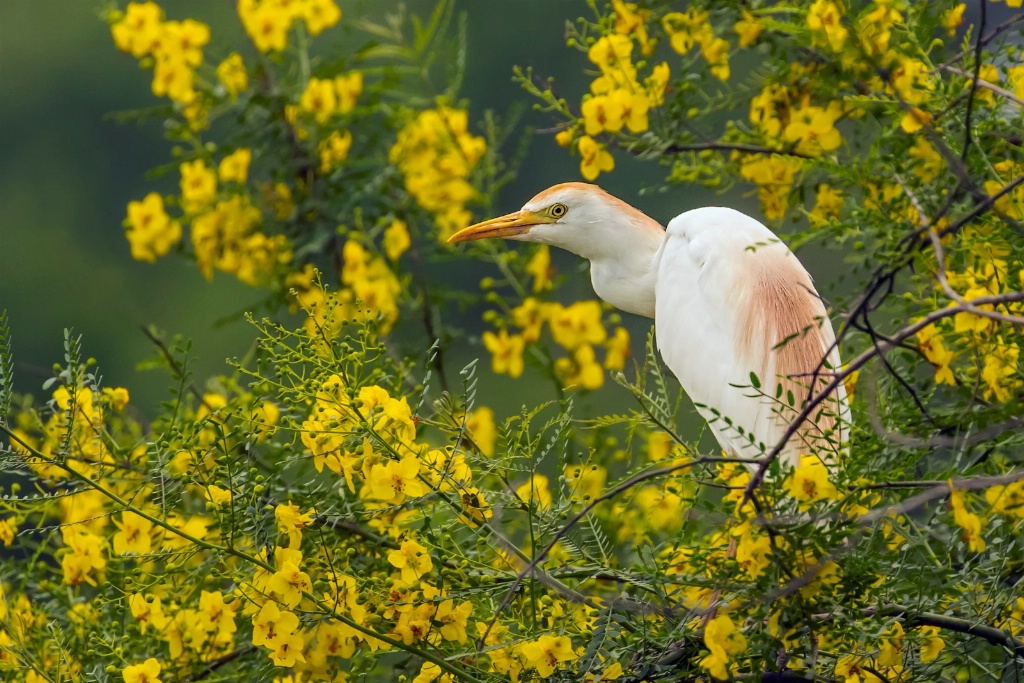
449,182 -> 849,471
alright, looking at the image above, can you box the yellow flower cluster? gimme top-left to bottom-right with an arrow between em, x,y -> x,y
238,0 -> 341,53
917,255 -> 1023,400
483,297 -> 629,389
389,106 -> 486,241
663,8 -> 730,81
192,194 -> 292,286
562,19 -> 670,182
111,2 -> 210,120
124,193 -> 182,262
128,590 -> 237,662
299,373 -> 492,531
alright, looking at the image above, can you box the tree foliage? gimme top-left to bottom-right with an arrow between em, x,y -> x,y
1,1 -> 1023,682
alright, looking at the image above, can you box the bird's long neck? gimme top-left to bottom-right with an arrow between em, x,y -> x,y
586,222 -> 664,319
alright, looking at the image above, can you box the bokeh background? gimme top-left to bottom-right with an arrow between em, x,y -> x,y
0,1 -> 770,416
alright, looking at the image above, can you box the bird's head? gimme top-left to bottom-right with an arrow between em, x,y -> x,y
448,182 -> 662,260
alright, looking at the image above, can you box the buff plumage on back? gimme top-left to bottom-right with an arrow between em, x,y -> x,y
737,256 -> 846,468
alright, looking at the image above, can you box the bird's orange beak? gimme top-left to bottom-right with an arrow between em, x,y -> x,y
447,210 -> 549,243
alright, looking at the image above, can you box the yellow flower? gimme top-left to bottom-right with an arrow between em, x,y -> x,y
369,457 -> 429,502
587,35 -> 633,72
942,4 -> 966,37
205,484 -> 233,508
300,77 -> 337,123
734,10 -> 763,47
581,95 -> 625,136
908,138 -> 944,182
112,511 -> 153,556
578,135 -> 614,181
610,88 -> 650,132
981,339 -> 1021,402
435,599 -> 473,643
512,297 -> 547,342
700,614 -> 747,679
785,454 -> 838,508
301,0 -> 341,36
0,518 -> 17,547
645,62 -> 670,106
268,561 -> 313,608
634,486 -> 684,532
319,130 -> 353,172
482,329 -> 526,378
383,219 -> 411,261
387,539 -> 433,583
465,406 -> 496,456
129,593 -> 169,633
515,473 -> 552,511
807,0 -> 848,51
919,625 -> 945,662
604,326 -> 630,371
179,159 -> 217,212
122,658 -> 162,683
216,52 -> 248,99
555,344 -> 605,390
834,655 -> 883,683
1009,64 -> 1024,100
334,71 -> 363,113
160,19 -> 209,68
900,107 -> 932,133
218,148 -> 252,184
198,590 -> 236,638
549,300 -> 607,349
662,9 -> 712,55
104,386 -> 131,409
783,104 -> 842,155
125,193 -> 182,263
413,662 -> 452,683
701,36 -> 731,81
950,485 -> 986,552
275,503 -> 314,549
916,324 -> 956,385
612,1 -> 654,55
809,184 -> 844,226
525,244 -> 552,293
520,634 -> 575,678
240,0 -> 292,53
111,2 -> 164,58
985,480 -> 1024,519
251,600 -> 300,648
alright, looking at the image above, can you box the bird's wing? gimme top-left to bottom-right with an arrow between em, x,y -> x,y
655,208 -> 847,469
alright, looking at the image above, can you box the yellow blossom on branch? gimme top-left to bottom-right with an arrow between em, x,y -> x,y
578,135 -> 614,181
218,148 -> 251,184
216,52 -> 248,99
700,614 -> 747,680
124,193 -> 182,263
785,454 -> 838,509
388,539 -> 433,584
122,658 -> 162,683
949,484 -> 986,552
519,634 -> 575,678
482,329 -> 526,378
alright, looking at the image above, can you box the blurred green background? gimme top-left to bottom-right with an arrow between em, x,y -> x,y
0,1 -> 765,416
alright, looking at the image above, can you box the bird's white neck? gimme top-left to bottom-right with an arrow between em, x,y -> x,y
587,223 -> 664,319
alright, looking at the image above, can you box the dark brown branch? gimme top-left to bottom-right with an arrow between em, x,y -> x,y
877,604 -> 1024,657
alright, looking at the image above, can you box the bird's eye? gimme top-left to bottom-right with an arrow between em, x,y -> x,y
549,203 -> 568,218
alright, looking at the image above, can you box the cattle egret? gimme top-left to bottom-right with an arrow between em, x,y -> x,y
449,182 -> 849,470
